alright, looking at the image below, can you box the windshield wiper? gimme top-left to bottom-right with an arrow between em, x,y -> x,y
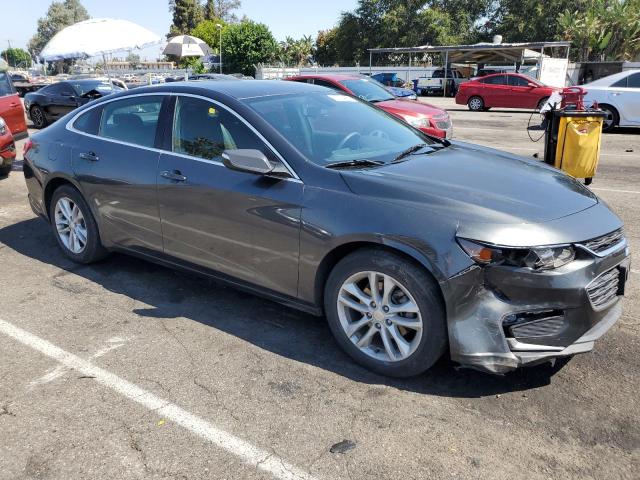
325,159 -> 385,169
392,143 -> 433,162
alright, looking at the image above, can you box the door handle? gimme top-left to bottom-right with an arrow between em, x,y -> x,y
160,170 -> 187,182
79,151 -> 99,161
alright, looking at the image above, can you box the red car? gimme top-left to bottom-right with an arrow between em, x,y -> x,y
0,116 -> 16,176
286,74 -> 452,138
456,73 -> 559,111
0,71 -> 28,140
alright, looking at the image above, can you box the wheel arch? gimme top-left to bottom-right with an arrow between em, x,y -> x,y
598,103 -> 620,129
313,238 -> 447,315
43,175 -> 85,220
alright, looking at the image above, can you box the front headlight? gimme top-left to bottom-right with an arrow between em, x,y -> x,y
0,117 -> 6,136
405,116 -> 430,129
457,238 -> 575,270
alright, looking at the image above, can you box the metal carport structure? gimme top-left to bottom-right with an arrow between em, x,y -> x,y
368,41 -> 571,95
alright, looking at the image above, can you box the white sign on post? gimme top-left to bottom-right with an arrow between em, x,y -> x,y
539,57 -> 568,87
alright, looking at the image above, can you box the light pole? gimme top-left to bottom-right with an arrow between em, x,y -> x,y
216,24 -> 222,74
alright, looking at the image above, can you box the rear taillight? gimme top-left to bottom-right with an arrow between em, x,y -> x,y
23,139 -> 33,157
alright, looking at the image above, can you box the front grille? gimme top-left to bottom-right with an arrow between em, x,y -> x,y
587,268 -> 620,310
510,315 -> 565,338
581,229 -> 624,254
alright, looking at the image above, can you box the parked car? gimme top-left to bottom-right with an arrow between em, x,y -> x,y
24,79 -> 124,128
286,74 -> 452,138
415,69 -> 467,96
582,70 -> 640,132
386,85 -> 418,100
0,71 -> 28,139
23,81 -> 629,377
0,116 -> 16,176
189,73 -> 240,81
370,72 -> 405,88
456,73 -> 559,111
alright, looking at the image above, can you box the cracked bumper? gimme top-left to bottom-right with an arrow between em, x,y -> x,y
444,242 -> 630,375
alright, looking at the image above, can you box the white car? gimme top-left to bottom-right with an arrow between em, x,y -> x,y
582,70 -> 640,132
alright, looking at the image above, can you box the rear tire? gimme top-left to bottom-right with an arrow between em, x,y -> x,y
599,104 -> 619,133
324,249 -> 447,378
468,96 -> 484,111
49,185 -> 108,264
30,105 -> 48,129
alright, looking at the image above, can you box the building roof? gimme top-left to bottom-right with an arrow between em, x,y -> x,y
369,41 -> 571,64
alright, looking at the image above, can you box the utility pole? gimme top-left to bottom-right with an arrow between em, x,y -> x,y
216,24 -> 223,74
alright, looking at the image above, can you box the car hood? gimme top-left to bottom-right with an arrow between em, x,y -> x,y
377,99 -> 445,117
340,141 -> 598,227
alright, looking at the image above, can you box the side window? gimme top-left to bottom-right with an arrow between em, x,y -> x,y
611,77 -> 628,88
98,96 -> 163,147
509,75 -> 530,87
0,73 -> 15,96
627,73 -> 640,88
482,75 -> 508,85
73,106 -> 103,135
59,83 -> 76,96
172,96 -> 268,160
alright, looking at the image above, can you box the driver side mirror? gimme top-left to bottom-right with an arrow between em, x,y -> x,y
527,82 -> 537,88
222,149 -> 274,175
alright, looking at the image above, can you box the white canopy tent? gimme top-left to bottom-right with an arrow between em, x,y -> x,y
163,35 -> 211,58
39,18 -> 161,86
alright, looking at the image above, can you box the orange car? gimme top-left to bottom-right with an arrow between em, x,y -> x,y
0,71 -> 28,140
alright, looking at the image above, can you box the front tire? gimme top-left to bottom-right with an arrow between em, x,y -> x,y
468,96 -> 484,111
324,249 -> 447,377
49,185 -> 108,263
536,97 -> 549,111
30,105 -> 48,129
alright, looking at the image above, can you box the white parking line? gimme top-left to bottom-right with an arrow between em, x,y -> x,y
0,318 -> 317,480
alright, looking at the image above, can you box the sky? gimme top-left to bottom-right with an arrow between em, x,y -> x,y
4,0 -> 358,61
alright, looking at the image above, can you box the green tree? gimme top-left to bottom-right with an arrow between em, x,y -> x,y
559,0 -> 640,61
203,0 -> 241,22
0,48 -> 32,68
222,20 -> 278,75
168,0 -> 204,37
125,52 -> 141,68
191,19 -> 225,51
315,28 -> 338,65
28,0 -> 90,58
278,35 -> 313,66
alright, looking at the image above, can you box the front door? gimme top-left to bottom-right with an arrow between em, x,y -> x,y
508,75 -> 539,109
157,95 -> 303,297
71,94 -> 166,252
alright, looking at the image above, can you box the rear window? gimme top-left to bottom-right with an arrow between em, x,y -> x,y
481,75 -> 508,85
98,96 -> 163,148
73,106 -> 103,135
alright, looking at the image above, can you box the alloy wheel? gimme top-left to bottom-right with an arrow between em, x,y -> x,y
54,197 -> 88,254
469,97 -> 483,111
336,271 -> 423,362
602,107 -> 615,130
31,107 -> 45,128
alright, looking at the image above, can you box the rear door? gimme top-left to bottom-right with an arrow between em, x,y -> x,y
480,75 -> 510,107
613,72 -> 640,125
0,71 -> 27,136
157,94 -> 303,297
70,94 -> 166,252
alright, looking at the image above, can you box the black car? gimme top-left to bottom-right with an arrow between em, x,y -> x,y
24,79 -> 123,128
22,80 -> 629,377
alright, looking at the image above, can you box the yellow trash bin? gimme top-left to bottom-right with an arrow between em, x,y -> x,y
555,115 -> 604,180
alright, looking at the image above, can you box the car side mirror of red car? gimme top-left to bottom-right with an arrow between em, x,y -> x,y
527,82 -> 537,88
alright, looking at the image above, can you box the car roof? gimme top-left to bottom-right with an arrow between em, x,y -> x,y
119,79 -> 333,100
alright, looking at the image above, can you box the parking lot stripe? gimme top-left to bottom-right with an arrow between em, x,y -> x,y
0,318 -> 318,480
591,187 -> 640,195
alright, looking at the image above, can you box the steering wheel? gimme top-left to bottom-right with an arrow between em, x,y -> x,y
337,132 -> 361,150
369,130 -> 389,140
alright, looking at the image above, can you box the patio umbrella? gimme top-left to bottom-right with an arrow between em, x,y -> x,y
163,35 -> 211,58
39,18 -> 161,87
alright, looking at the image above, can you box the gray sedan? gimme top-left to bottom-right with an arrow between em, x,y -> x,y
22,80 -> 630,376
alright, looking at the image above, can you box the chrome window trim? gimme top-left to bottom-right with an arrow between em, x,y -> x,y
65,91 -> 303,183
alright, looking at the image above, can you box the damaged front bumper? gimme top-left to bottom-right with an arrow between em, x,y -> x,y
445,238 -> 630,374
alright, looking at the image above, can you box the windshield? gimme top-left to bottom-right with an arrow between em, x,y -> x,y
71,81 -> 122,96
339,78 -> 395,103
244,91 -> 435,167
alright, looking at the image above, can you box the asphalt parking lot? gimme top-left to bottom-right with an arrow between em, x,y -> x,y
1,99 -> 639,480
